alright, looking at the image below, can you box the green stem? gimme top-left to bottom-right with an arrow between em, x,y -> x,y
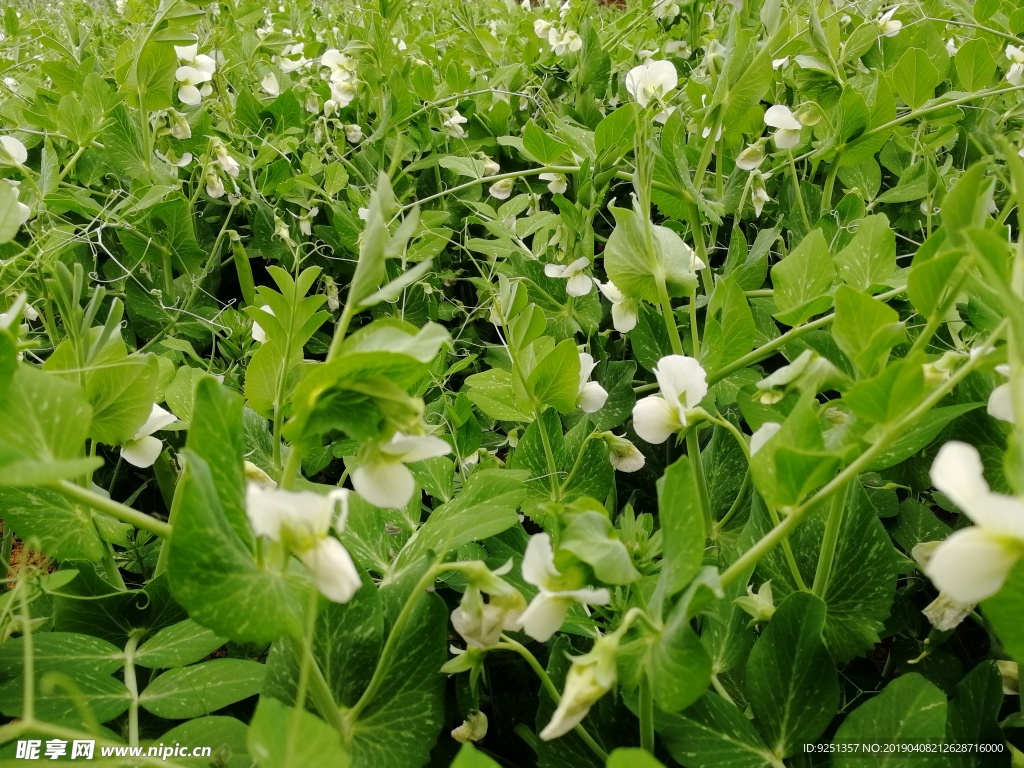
656,278 -> 683,356
639,675 -> 655,754
18,581 -> 34,721
326,304 -> 354,361
280,445 -> 304,490
786,150 -> 812,232
686,431 -> 712,532
124,632 -> 142,747
711,471 -> 750,537
764,497 -> 809,591
57,481 -> 171,538
720,321 -> 1006,590
535,404 -> 562,501
820,159 -> 840,218
811,483 -> 850,598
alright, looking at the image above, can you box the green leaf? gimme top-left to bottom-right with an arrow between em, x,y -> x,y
528,338 -> 581,413
654,456 -> 706,606
463,368 -> 533,422
605,205 -> 700,303
595,104 -> 638,159
140,659 -> 266,719
941,163 -> 995,239
523,122 -> 570,165
983,559 -> 1024,662
560,510 -> 640,585
0,487 -> 106,562
831,286 -> 905,377
945,662 -> 1005,768
833,213 -> 896,292
646,605 -> 713,713
160,717 -> 250,768
656,692 -> 777,768
450,744 -> 502,768
770,230 -> 834,326
0,633 -> 123,676
832,675 -> 947,768
248,697 -> 350,768
701,275 -> 755,373
893,48 -> 940,110
134,619 -> 227,669
745,592 -> 838,759
607,748 -> 666,768
955,39 -> 996,91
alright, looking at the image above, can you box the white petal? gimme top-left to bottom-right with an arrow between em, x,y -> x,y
578,382 -> 608,413
178,85 -> 202,105
930,442 -> 992,523
522,532 -> 560,589
0,136 -> 27,165
654,355 -> 708,409
610,301 -> 637,333
565,273 -> 594,297
764,104 -> 801,130
561,586 -> 611,606
544,264 -> 567,278
136,404 -> 176,439
598,281 -> 623,303
519,593 -> 571,642
578,352 -> 597,382
193,54 -> 217,74
773,128 -> 802,149
174,43 -> 198,61
645,60 -> 677,93
925,528 -> 1021,604
121,435 -> 163,468
352,458 -> 416,509
300,537 -> 362,603
381,433 -> 452,463
608,442 -> 645,473
922,593 -> 974,632
749,422 -> 782,456
987,383 -> 1015,424
632,396 -> 677,444
261,73 -> 280,96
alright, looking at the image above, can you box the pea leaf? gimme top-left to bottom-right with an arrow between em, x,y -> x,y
833,213 -> 896,292
771,229 -> 834,326
140,659 -> 266,719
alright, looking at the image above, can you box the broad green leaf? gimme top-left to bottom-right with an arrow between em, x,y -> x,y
560,510 -> 640,585
654,456 -> 706,606
955,39 -> 996,91
160,717 -> 250,768
463,368 -> 533,422
893,48 -> 940,110
701,275 -> 755,373
945,662 -> 1005,768
134,619 -> 227,669
0,633 -> 123,676
0,487 -> 106,561
605,205 -> 700,303
527,338 -> 581,413
607,748 -> 666,768
833,213 -> 896,292
248,697 -> 350,768
983,559 -> 1024,662
770,230 -> 834,326
941,163 -> 994,240
833,674 -> 947,768
745,592 -> 838,758
646,605 -> 713,713
450,744 -> 502,768
831,286 -> 905,377
140,658 -> 266,719
523,122 -> 570,165
595,104 -> 638,158
0,666 -> 130,726
656,692 -> 776,768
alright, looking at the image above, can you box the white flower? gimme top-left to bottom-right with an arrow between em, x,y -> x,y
540,636 -> 617,740
0,136 -> 27,165
261,72 -> 280,96
251,304 -> 273,343
534,18 -> 553,39
922,592 -> 974,631
205,170 -> 225,199
539,172 -> 567,195
246,484 -> 360,603
923,441 -> 1024,604
544,256 -> 594,297
450,563 -> 526,648
168,110 -> 192,140
577,353 -> 608,413
212,140 -> 240,178
174,43 -> 216,105
764,105 -> 802,149
598,281 -> 638,333
154,148 -> 193,168
451,711 -> 488,743
735,143 -> 765,171
441,109 -> 469,138
344,124 -> 363,143
632,355 -> 708,444
298,207 -> 319,237
393,37 -> 407,51
988,365 -> 1015,424
489,178 -> 515,199
7,182 -> 30,226
945,38 -> 958,57
519,533 -> 610,642
1006,46 -> 1024,87
733,580 -> 776,625
352,432 -> 452,509
664,40 -> 689,58
603,433 -> 645,472
278,43 -> 310,73
483,156 -> 501,176
772,56 -> 790,70
625,60 -> 677,110
548,28 -> 582,55
751,183 -> 770,218
321,49 -> 358,106
121,404 -> 176,468
875,6 -> 902,37
749,422 -> 781,456
653,0 -> 679,20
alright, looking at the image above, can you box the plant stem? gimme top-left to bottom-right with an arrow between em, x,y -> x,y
123,632 -> 142,747
639,675 -> 655,754
811,482 -> 850,597
656,278 -> 683,356
786,150 -> 812,232
820,159 -> 840,218
57,481 -> 171,538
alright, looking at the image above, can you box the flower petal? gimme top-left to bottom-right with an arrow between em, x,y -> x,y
0,136 -> 28,165
565,272 -> 594,297
178,85 -> 202,105
987,382 -> 1015,424
300,537 -> 362,603
352,457 -> 416,509
925,527 -> 1021,604
381,433 -> 452,463
654,355 -> 708,409
121,435 -> 163,468
522,532 -> 560,589
136,404 -> 176,439
610,301 -> 638,333
749,422 -> 782,456
519,593 -> 571,642
632,396 -> 677,444
764,104 -> 801,130
577,381 -> 608,413
930,441 -> 993,523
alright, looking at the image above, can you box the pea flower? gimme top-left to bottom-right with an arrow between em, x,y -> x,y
211,139 -> 240,178
0,136 -> 27,165
625,61 -> 677,122
322,49 -> 358,110
544,256 -> 594,297
764,105 -> 803,149
988,365 -> 1015,424
451,712 -> 488,744
450,561 -> 527,648
602,433 -> 645,472
735,142 -> 765,171
482,156 -> 501,176
278,42 -> 310,73
121,404 -> 176,468
251,304 -> 274,343
352,431 -> 452,509
5,182 -> 30,227
632,355 -> 708,444
540,634 -> 618,740
344,124 -> 363,143
168,110 -> 191,140
519,532 -> 611,642
246,484 -> 361,603
653,0 -> 680,20
597,280 -> 638,333
734,581 -> 776,626
534,19 -> 553,38
548,28 -> 582,56
751,173 -> 771,217
441,109 -> 469,138
261,72 -> 280,97
749,422 -> 781,456
489,178 -> 514,199
577,353 -> 608,413
174,43 -> 216,105
1006,46 -> 1024,87
923,441 -> 1024,604
539,172 -> 567,194
875,6 -> 902,37
298,207 -> 319,237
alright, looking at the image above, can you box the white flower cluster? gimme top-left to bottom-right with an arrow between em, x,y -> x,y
174,43 -> 216,106
321,49 -> 358,115
534,19 -> 582,56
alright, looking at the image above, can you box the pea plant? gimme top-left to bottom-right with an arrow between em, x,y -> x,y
1,0 -> 1023,765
